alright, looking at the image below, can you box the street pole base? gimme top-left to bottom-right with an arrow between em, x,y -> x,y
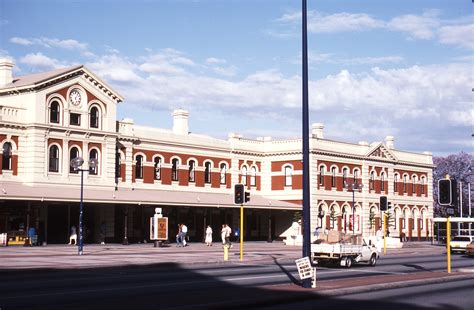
122,238 -> 129,245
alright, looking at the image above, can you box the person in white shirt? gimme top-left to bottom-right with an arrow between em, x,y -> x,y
181,224 -> 188,247
225,224 -> 232,248
205,225 -> 213,246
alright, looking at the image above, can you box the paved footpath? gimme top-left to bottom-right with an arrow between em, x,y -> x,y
1,241 -> 473,297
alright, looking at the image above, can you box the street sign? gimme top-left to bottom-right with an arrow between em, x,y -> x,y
150,216 -> 168,240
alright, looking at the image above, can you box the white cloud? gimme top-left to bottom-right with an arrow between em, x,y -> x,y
308,12 -> 384,33
387,10 -> 440,40
206,57 -> 226,64
10,36 -> 94,57
308,52 -> 403,65
273,10 -> 472,50
19,52 -> 66,70
10,37 -> 34,45
438,24 -> 474,49
277,11 -> 384,33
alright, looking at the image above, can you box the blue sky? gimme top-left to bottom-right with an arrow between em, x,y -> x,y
1,0 -> 472,156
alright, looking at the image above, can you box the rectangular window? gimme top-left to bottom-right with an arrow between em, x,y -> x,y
70,113 -> 81,126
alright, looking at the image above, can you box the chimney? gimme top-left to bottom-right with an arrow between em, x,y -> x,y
172,109 -> 189,135
385,135 -> 395,149
311,123 -> 324,139
0,58 -> 14,87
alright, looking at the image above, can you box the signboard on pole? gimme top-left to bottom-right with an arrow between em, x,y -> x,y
150,216 -> 168,241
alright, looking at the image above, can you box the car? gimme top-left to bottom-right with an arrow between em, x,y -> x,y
450,236 -> 473,253
466,241 -> 474,257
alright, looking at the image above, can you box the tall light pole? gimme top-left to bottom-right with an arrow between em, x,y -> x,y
71,156 -> 98,256
301,0 -> 312,289
345,182 -> 363,236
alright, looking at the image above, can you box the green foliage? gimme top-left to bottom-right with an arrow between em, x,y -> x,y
368,209 -> 376,230
329,208 -> 337,228
293,211 -> 302,222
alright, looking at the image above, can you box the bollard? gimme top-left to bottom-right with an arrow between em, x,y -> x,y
224,244 -> 229,261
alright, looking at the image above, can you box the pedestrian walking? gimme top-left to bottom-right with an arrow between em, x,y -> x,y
225,224 -> 232,248
181,223 -> 188,247
221,224 -> 226,247
205,225 -> 213,246
68,226 -> 77,245
176,224 -> 182,247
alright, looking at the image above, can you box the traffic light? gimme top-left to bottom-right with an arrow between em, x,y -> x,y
234,184 -> 244,204
245,191 -> 250,203
438,179 -> 457,206
380,196 -> 388,211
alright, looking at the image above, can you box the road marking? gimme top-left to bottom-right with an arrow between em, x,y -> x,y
317,268 -> 406,275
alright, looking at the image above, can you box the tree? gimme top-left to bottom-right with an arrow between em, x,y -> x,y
368,209 -> 376,234
329,208 -> 338,229
433,152 -> 473,217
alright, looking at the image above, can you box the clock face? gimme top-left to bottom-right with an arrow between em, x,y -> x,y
69,89 -> 81,106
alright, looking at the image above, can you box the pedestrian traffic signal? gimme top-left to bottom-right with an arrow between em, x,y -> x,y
234,184 -> 244,204
380,196 -> 388,211
245,191 -> 250,203
438,179 -> 454,206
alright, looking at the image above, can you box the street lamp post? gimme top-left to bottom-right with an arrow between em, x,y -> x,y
70,156 -> 98,256
344,182 -> 364,236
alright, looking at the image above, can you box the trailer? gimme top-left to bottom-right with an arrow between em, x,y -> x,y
311,238 -> 379,268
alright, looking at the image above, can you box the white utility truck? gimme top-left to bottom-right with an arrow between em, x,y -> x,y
311,238 -> 379,268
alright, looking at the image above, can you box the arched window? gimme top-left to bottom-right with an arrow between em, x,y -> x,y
90,106 -> 99,129
421,177 -> 425,194
403,209 -> 408,229
89,149 -> 98,175
394,174 -> 399,193
172,158 -> 179,181
250,166 -> 257,187
241,166 -> 247,186
116,151 -> 121,179
189,160 -> 196,182
2,142 -> 12,170
370,171 -> 375,190
135,155 -> 143,179
381,172 -> 385,191
50,100 -> 60,123
342,168 -> 348,186
154,157 -> 161,180
69,147 -> 80,173
319,166 -> 324,186
49,145 -> 59,172
220,163 -> 227,185
331,167 -> 336,187
393,208 -> 398,230
284,166 -> 293,186
403,175 -> 407,193
420,210 -> 425,230
204,162 -> 212,183
412,176 -> 416,194
354,169 -> 359,186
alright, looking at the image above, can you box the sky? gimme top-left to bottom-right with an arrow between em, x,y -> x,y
0,0 -> 472,156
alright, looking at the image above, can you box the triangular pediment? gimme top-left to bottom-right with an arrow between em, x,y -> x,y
366,143 -> 397,161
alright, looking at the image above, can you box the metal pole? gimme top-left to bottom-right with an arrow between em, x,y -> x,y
78,170 -> 84,255
301,0 -> 312,289
447,217 -> 451,273
469,182 -> 472,236
352,188 -> 355,236
123,206 -> 129,245
240,204 -> 244,261
459,181 -> 462,235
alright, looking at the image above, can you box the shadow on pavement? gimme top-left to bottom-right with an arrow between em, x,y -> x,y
0,262 -> 460,310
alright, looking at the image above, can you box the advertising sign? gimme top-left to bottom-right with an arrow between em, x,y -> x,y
150,216 -> 168,241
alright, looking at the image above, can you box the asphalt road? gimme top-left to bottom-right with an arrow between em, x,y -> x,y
0,249 -> 473,309
261,279 -> 474,310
